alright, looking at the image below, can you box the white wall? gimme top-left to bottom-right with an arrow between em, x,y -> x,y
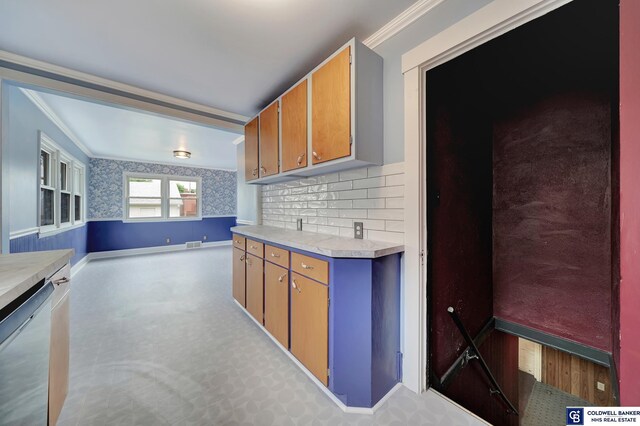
236,141 -> 260,224
5,84 -> 90,234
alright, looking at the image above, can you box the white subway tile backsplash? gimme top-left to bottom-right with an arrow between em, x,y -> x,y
368,186 -> 404,199
261,162 -> 405,243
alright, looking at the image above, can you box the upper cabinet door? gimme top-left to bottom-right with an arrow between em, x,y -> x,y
281,80 -> 308,172
311,46 -> 351,165
245,117 -> 259,181
259,101 -> 279,177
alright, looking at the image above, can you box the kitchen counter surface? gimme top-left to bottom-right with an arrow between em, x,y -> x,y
0,249 -> 74,311
231,225 -> 404,259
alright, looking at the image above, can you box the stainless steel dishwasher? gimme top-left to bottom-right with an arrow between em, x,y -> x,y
0,279 -> 54,425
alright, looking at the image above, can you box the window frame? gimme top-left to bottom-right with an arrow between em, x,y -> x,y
38,132 -> 86,236
123,172 -> 202,222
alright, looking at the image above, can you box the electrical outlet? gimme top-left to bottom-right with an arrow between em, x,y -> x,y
166,238 -> 171,244
203,235 -> 207,241
597,381 -> 606,391
354,222 -> 364,239
296,218 -> 303,231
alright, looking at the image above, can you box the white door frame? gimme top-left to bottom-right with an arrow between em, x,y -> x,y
400,0 -> 574,394
0,78 -> 8,253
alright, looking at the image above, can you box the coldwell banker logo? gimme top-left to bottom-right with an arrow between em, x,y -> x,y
567,407 -> 584,425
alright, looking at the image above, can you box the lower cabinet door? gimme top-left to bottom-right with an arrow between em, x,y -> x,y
265,262 -> 289,348
49,292 -> 70,426
246,254 -> 264,324
290,273 -> 329,386
232,248 -> 246,306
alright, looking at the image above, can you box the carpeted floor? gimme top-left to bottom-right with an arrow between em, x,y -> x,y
521,380 -> 592,426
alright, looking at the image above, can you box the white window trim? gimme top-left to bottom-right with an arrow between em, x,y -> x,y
123,172 -> 202,222
39,132 -> 86,236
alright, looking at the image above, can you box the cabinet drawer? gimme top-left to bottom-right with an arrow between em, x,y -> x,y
265,245 -> 289,269
291,252 -> 328,284
247,239 -> 264,258
50,263 -> 71,308
233,234 -> 246,251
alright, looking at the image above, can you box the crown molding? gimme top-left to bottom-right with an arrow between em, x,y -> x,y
232,135 -> 245,145
20,88 -> 93,157
0,49 -> 249,124
363,0 -> 446,49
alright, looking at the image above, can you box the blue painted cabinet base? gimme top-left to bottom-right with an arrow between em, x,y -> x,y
330,254 -> 402,408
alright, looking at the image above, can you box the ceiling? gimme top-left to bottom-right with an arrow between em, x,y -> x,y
26,89 -> 239,170
0,0 -> 416,117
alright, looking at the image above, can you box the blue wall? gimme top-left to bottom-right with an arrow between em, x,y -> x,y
10,225 -> 88,266
88,217 -> 236,252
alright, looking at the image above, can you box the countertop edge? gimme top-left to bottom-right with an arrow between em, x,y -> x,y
0,249 -> 74,311
231,226 -> 404,259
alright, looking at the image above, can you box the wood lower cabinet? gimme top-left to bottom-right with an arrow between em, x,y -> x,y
290,272 -> 329,386
264,262 -> 289,348
281,79 -> 308,172
259,101 -> 279,177
232,248 -> 246,306
245,254 -> 264,324
49,263 -> 71,426
311,46 -> 351,165
245,116 -> 259,181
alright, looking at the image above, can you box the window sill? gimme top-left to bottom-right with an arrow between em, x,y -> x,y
122,217 -> 203,224
39,222 -> 85,238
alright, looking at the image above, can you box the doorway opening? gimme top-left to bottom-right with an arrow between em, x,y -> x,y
424,0 -> 619,424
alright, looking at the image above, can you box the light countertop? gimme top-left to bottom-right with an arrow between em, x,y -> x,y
0,249 -> 74,311
231,225 -> 404,259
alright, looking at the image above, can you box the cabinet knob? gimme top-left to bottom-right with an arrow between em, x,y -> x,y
252,168 -> 258,176
297,153 -> 305,165
260,166 -> 267,173
312,151 -> 322,161
240,255 -> 246,261
301,262 -> 314,270
250,245 -> 258,250
278,273 -> 287,283
270,252 -> 280,258
53,277 -> 70,286
291,279 -> 301,293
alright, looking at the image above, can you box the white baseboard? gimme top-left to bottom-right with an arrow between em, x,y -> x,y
88,240 -> 232,261
71,254 -> 90,277
233,300 -> 400,414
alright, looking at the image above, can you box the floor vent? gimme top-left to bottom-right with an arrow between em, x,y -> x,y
186,241 -> 202,249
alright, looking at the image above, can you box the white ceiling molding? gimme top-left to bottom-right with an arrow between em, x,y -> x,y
363,0 -> 446,49
232,135 -> 245,145
402,0 -> 573,73
20,88 -> 93,157
1,50 -> 249,124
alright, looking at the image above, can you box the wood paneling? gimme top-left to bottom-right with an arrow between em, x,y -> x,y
290,273 -> 328,386
291,252 -> 328,284
311,47 -> 351,164
232,234 -> 246,251
265,245 -> 289,269
232,248 -> 246,306
247,239 -> 264,258
245,254 -> 264,324
259,101 -> 279,177
49,293 -> 70,426
282,80 -> 308,172
541,346 -> 614,406
265,262 -> 289,348
245,117 -> 259,181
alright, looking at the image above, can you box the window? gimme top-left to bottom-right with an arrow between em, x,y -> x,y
39,133 -> 86,234
125,174 -> 201,221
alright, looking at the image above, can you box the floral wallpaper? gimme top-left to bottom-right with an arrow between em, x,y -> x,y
89,158 -> 236,219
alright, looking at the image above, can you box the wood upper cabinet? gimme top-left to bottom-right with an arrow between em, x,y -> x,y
245,254 -> 264,324
232,247 -> 246,306
281,79 -> 308,172
290,272 -> 329,386
311,46 -> 351,165
265,262 -> 289,348
245,116 -> 259,181
259,102 -> 279,177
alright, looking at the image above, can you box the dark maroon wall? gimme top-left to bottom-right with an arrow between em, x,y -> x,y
619,0 -> 640,405
492,92 -> 613,352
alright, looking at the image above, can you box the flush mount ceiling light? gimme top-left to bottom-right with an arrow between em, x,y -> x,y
173,150 -> 191,159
